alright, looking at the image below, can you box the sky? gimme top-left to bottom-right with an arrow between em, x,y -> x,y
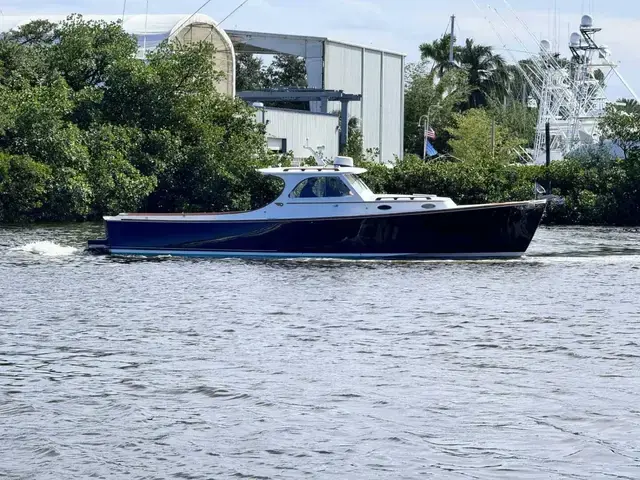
3,0 -> 639,98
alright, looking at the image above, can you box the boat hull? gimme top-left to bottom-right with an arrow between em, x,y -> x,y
88,201 -> 546,259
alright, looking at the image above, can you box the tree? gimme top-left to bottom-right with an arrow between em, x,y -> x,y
615,98 -> 640,115
488,98 -> 538,147
0,15 -> 272,222
447,108 -> 526,164
235,52 -> 267,91
49,14 -> 139,92
263,54 -> 309,111
0,153 -> 51,222
264,54 -> 307,88
419,34 -> 458,76
599,103 -> 640,159
403,63 -> 471,156
457,38 -> 507,108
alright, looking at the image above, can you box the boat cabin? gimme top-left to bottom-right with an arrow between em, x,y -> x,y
258,157 -> 373,204
258,156 -> 456,211
105,156 -> 456,222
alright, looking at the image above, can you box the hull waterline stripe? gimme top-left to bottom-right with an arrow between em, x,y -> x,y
108,249 -> 525,259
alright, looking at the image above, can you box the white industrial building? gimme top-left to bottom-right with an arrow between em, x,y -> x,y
229,30 -> 405,163
1,14 -> 405,164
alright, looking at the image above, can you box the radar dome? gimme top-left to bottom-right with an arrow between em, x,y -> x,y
333,156 -> 354,168
570,32 -> 581,47
540,39 -> 551,52
581,15 -> 593,28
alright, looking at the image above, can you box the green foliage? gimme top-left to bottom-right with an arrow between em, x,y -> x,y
598,103 -> 640,158
403,66 -> 471,155
0,15 -> 271,222
359,155 -> 640,226
419,34 -> 458,76
0,153 -> 52,222
457,38 -> 507,108
235,52 -> 266,91
235,53 -> 309,110
488,98 -> 538,147
447,109 -> 526,164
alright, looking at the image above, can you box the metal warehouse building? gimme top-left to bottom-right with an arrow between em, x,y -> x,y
1,14 -> 405,163
229,30 -> 405,163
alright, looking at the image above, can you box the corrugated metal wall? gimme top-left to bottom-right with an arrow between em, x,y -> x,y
256,108 -> 340,163
363,50 -> 382,157
323,41 -> 405,163
382,54 -> 404,162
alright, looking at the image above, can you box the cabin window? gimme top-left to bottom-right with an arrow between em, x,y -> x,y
344,174 -> 373,196
289,177 -> 353,198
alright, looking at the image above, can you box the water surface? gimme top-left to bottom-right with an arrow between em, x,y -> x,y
1,224 -> 640,479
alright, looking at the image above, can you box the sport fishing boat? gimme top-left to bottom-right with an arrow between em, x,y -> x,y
88,156 -> 546,259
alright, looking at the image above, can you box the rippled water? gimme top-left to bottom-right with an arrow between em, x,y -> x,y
1,223 -> 640,479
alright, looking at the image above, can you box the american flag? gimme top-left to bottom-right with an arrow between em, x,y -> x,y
424,127 -> 436,139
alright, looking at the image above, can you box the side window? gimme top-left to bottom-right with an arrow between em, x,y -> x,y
289,177 -> 353,198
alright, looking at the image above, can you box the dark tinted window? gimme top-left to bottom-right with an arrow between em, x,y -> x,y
289,177 -> 353,198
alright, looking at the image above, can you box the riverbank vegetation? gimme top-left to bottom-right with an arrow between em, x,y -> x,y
0,16 -> 275,223
1,17 -> 639,225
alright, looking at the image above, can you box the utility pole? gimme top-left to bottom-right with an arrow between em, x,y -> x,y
449,15 -> 456,64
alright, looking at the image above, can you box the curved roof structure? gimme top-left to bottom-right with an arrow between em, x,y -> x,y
1,13 -> 235,95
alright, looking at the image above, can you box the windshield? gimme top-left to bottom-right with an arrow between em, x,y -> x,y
344,174 -> 373,197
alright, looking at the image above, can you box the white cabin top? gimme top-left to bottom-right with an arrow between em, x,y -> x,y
258,166 -> 367,176
104,156 -> 460,221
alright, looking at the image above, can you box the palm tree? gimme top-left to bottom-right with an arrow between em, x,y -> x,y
617,98 -> 640,115
419,34 -> 459,76
457,38 -> 507,108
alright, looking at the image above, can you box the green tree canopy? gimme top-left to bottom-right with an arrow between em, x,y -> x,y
419,34 -> 458,76
599,103 -> 640,159
403,63 -> 471,156
0,15 -> 273,223
457,38 -> 507,108
447,108 -> 526,164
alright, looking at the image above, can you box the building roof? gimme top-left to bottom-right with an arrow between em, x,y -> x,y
0,14 -> 405,58
227,29 -> 406,57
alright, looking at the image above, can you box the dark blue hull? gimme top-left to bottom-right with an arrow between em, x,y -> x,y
88,201 -> 546,259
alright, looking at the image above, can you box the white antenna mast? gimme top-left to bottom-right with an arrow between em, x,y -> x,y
142,0 -> 149,57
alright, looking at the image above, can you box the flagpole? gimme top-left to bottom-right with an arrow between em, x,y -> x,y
423,120 -> 428,160
419,104 -> 439,160
425,112 -> 431,160
418,114 -> 428,160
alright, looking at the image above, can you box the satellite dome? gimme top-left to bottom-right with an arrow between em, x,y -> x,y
581,14 -> 593,28
333,156 -> 354,168
540,39 -> 551,52
570,32 -> 581,47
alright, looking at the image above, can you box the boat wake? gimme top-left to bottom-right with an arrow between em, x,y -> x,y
10,241 -> 78,257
